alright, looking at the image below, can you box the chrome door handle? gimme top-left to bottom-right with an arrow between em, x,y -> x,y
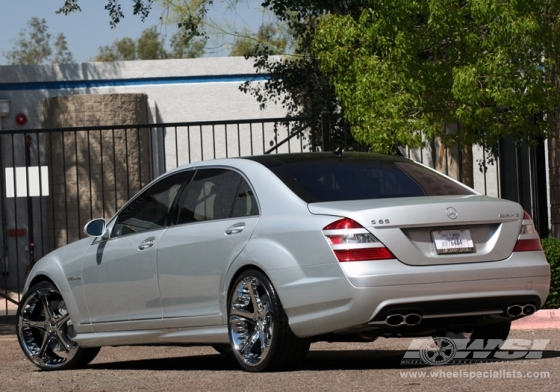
225,222 -> 245,235
138,237 -> 156,250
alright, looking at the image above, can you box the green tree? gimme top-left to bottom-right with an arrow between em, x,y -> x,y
4,17 -> 75,65
95,37 -> 137,61
313,1 -> 560,154
53,33 -> 75,63
94,25 -> 206,61
137,26 -> 168,59
239,1 -> 371,151
230,23 -> 288,57
57,0 -> 154,28
169,32 -> 206,58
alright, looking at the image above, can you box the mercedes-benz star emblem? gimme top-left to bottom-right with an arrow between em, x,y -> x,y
446,207 -> 458,220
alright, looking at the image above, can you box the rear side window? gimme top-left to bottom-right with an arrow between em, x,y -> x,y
249,153 -> 474,203
176,169 -> 259,224
231,180 -> 259,217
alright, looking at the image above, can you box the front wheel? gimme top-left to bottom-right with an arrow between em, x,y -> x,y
228,269 -> 310,372
17,281 -> 100,371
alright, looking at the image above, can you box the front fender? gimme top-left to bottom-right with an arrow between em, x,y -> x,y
25,238 -> 94,334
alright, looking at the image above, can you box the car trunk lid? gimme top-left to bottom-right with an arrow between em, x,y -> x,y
309,195 -> 523,266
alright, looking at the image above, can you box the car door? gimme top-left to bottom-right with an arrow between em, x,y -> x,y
81,171 -> 192,332
157,168 -> 260,329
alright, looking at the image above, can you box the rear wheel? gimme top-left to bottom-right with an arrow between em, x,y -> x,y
228,269 -> 310,372
17,281 -> 100,371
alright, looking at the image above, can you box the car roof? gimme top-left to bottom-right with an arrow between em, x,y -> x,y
241,152 -> 410,167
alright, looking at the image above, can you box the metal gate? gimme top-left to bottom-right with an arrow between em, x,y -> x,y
0,116 -> 313,312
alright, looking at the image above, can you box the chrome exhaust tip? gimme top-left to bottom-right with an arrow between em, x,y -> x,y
385,313 -> 422,326
523,304 -> 536,316
507,305 -> 523,317
404,313 -> 422,326
386,314 -> 404,326
507,304 -> 537,317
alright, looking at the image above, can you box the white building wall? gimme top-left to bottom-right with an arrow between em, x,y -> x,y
0,57 -> 287,129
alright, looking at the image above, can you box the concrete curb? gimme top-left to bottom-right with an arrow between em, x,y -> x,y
511,309 -> 560,330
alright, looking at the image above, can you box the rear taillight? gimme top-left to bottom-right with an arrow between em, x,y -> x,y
332,247 -> 395,262
513,211 -> 542,252
323,218 -> 395,262
513,239 -> 542,252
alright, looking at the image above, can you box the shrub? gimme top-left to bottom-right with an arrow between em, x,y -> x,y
541,236 -> 560,309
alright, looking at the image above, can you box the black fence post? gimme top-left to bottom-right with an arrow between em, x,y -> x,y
311,116 -> 316,152
534,139 -> 549,237
321,111 -> 331,152
499,135 -> 549,237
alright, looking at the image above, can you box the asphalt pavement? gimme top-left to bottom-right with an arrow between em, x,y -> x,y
2,328 -> 559,391
2,301 -> 559,391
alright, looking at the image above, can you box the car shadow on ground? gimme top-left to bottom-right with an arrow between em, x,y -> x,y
86,349 -> 560,372
0,316 -> 16,335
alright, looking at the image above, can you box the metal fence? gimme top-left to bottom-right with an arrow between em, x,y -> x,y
1,115 -> 547,313
0,116 -> 313,312
161,117 -> 315,171
401,139 -> 502,198
401,136 -> 548,237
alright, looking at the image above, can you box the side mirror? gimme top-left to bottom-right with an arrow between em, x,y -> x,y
83,219 -> 107,237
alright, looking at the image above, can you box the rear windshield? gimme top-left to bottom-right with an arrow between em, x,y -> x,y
247,153 -> 474,203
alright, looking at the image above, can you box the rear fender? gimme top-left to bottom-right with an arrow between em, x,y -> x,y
222,236 -> 350,328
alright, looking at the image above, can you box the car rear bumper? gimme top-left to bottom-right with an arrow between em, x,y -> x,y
268,252 -> 550,338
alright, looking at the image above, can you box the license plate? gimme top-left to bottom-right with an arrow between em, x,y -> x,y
432,229 -> 475,254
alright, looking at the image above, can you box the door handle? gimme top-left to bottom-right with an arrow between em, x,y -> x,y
225,222 -> 245,235
138,236 -> 156,250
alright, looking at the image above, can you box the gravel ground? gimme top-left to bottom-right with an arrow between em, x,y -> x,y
1,327 -> 559,392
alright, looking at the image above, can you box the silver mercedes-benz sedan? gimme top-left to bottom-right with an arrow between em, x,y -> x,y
17,152 -> 550,372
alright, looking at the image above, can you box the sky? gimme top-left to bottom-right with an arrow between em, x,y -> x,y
0,0 -> 267,64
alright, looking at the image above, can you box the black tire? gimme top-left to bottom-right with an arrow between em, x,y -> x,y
228,269 -> 310,372
17,281 -> 100,371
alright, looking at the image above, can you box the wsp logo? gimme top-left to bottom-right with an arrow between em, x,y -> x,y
401,337 -> 550,366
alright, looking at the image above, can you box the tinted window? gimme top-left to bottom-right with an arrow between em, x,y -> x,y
246,153 -> 474,203
232,179 -> 259,217
113,172 -> 190,237
177,169 -> 258,224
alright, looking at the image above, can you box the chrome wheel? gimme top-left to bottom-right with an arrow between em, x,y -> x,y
229,275 -> 273,367
17,282 -> 99,370
228,270 -> 310,372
